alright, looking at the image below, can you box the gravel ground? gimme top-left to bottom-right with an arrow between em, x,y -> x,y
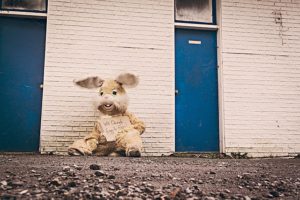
0,155 -> 299,200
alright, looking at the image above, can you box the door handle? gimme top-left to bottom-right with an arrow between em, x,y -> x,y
175,89 -> 179,95
40,84 -> 43,89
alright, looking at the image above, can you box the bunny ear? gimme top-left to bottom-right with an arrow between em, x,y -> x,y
115,73 -> 139,88
74,76 -> 104,89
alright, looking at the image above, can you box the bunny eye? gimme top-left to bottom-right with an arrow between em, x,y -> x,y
112,90 -> 117,96
100,91 -> 104,96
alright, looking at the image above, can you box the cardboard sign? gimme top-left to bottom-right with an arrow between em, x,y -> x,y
98,116 -> 131,141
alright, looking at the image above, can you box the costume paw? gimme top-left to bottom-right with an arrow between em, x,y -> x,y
126,148 -> 141,157
68,148 -> 84,156
68,147 -> 92,156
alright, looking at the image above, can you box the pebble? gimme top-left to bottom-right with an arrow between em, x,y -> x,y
10,181 -> 24,187
219,192 -> 227,199
185,187 -> 192,194
270,191 -> 280,197
144,187 -> 153,193
108,175 -> 116,179
67,181 -> 76,187
116,189 -> 127,196
0,181 -> 8,186
108,185 -> 115,190
62,166 -> 71,172
19,190 -> 28,195
90,164 -> 101,170
203,197 -> 215,200
73,164 -> 82,170
50,178 -> 61,186
244,196 -> 251,200
94,170 -> 105,177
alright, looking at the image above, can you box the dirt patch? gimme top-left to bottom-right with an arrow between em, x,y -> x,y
0,155 -> 299,199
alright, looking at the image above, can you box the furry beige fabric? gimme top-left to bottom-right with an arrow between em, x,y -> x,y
68,73 -> 145,157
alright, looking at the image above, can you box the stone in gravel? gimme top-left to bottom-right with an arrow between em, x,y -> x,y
73,164 -> 82,170
266,193 -> 274,198
66,169 -> 75,176
1,180 -> 8,186
19,190 -> 28,195
50,178 -> 61,186
220,192 -> 228,199
244,196 -> 251,200
166,173 -> 173,178
185,187 -> 192,194
270,191 -> 280,197
108,185 -> 115,190
135,187 -> 142,193
242,173 -> 251,179
170,188 -> 181,199
34,173 -> 41,177
224,189 -> 231,193
10,181 -> 24,187
30,170 -> 36,173
204,197 -> 215,200
98,179 -> 104,183
62,166 -> 70,172
1,194 -> 16,200
67,181 -> 76,187
116,189 -> 127,196
108,175 -> 116,179
209,171 -> 216,174
95,170 -> 105,177
90,164 -> 101,170
144,187 -> 153,193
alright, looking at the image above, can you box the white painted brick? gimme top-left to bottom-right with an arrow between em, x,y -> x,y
40,0 -> 175,155
221,0 -> 300,156
40,0 -> 300,157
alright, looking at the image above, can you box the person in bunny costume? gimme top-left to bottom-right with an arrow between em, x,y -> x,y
68,73 -> 145,157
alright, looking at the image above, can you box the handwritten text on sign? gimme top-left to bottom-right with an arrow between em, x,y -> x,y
98,116 -> 131,141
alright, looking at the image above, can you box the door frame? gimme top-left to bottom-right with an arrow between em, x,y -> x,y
174,0 -> 225,153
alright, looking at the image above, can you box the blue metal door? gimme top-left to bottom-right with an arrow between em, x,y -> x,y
175,28 -> 219,152
0,17 -> 46,151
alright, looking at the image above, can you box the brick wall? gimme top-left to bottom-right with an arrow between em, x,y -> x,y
40,0 -> 175,156
221,0 -> 300,157
41,0 -> 300,157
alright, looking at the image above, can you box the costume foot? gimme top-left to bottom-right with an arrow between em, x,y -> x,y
68,148 -> 84,156
126,148 -> 141,157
